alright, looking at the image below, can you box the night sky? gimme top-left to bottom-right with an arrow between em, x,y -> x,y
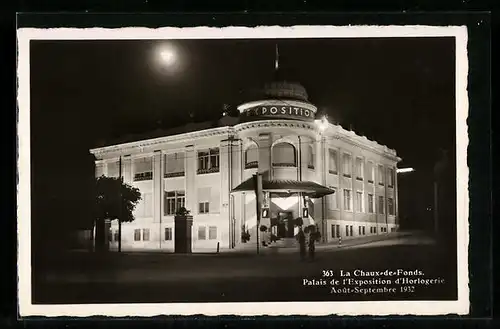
29,37 -> 456,237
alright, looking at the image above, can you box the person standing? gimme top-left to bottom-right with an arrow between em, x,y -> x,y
296,226 -> 306,260
308,226 -> 317,260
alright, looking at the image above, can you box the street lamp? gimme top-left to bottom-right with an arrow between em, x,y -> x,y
315,115 -> 329,133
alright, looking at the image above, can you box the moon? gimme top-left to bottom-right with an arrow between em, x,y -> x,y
159,47 -> 176,66
154,43 -> 181,72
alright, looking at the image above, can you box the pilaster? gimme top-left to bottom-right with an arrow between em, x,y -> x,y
316,136 -> 325,184
231,139 -> 243,246
153,151 -> 162,224
298,135 -> 310,182
219,139 -> 231,217
258,133 -> 272,180
122,155 -> 132,184
185,145 -> 196,214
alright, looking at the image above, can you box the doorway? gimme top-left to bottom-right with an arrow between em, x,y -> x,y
275,211 -> 294,238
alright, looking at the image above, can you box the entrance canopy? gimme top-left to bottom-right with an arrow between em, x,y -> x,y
231,177 -> 335,198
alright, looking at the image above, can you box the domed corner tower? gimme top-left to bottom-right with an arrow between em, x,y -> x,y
237,46 -> 318,122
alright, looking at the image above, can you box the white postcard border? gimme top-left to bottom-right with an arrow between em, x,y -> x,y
17,25 -> 469,317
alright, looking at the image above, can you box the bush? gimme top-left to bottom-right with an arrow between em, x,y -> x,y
175,207 -> 191,216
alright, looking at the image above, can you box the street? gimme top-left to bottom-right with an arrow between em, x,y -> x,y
32,233 -> 457,304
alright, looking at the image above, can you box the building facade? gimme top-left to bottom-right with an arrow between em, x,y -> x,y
90,80 -> 401,252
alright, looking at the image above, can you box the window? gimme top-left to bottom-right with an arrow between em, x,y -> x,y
328,149 -> 338,174
343,153 -> 352,177
108,230 -> 112,242
331,224 -> 340,238
113,231 -> 119,242
197,148 -> 220,174
198,187 -> 220,214
362,226 -> 366,235
356,191 -> 363,212
367,161 -> 374,183
343,189 -> 352,211
307,145 -> 315,169
388,167 -> 395,187
388,198 -> 395,215
355,157 -> 364,180
199,202 -> 209,214
209,226 -> 217,240
328,186 -> 338,209
345,225 -> 349,236
142,229 -> 150,241
350,225 -> 353,237
135,192 -> 153,218
358,226 -> 362,235
272,142 -> 296,167
134,157 -> 153,181
107,161 -> 120,178
134,229 -> 141,241
374,227 -> 377,233
378,164 -> 385,185
198,226 -> 206,240
164,190 -> 185,215
95,163 -> 104,178
165,227 -> 173,241
378,196 -> 385,214
165,152 -> 185,178
245,144 -> 258,169
368,194 -> 374,213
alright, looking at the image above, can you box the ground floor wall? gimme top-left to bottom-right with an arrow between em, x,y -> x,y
100,196 -> 398,252
107,215 -> 231,252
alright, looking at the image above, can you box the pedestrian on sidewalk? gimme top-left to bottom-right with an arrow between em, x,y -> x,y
296,226 -> 306,261
308,225 -> 319,261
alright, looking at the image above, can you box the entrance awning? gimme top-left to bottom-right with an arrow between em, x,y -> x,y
231,177 -> 335,198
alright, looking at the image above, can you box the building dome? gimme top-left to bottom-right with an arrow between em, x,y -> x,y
237,46 -> 316,121
262,80 -> 309,102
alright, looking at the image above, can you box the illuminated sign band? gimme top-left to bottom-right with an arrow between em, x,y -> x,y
245,105 -> 315,120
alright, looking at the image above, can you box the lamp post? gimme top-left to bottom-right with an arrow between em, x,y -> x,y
315,116 -> 329,243
253,173 -> 263,254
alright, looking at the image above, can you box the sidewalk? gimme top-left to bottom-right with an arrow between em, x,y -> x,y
226,231 -> 417,254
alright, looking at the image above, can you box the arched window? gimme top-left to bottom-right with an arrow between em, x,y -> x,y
245,144 -> 258,169
272,142 -> 296,167
307,145 -> 315,169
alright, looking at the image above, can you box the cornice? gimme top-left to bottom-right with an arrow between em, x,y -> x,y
90,126 -> 234,158
234,120 -> 317,133
329,126 -> 401,162
90,119 -> 401,163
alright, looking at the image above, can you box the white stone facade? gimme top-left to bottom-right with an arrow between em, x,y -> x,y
90,113 -> 401,252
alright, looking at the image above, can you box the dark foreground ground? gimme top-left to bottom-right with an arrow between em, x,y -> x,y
33,234 -> 457,304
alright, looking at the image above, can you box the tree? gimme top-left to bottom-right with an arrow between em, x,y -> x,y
94,176 -> 141,252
